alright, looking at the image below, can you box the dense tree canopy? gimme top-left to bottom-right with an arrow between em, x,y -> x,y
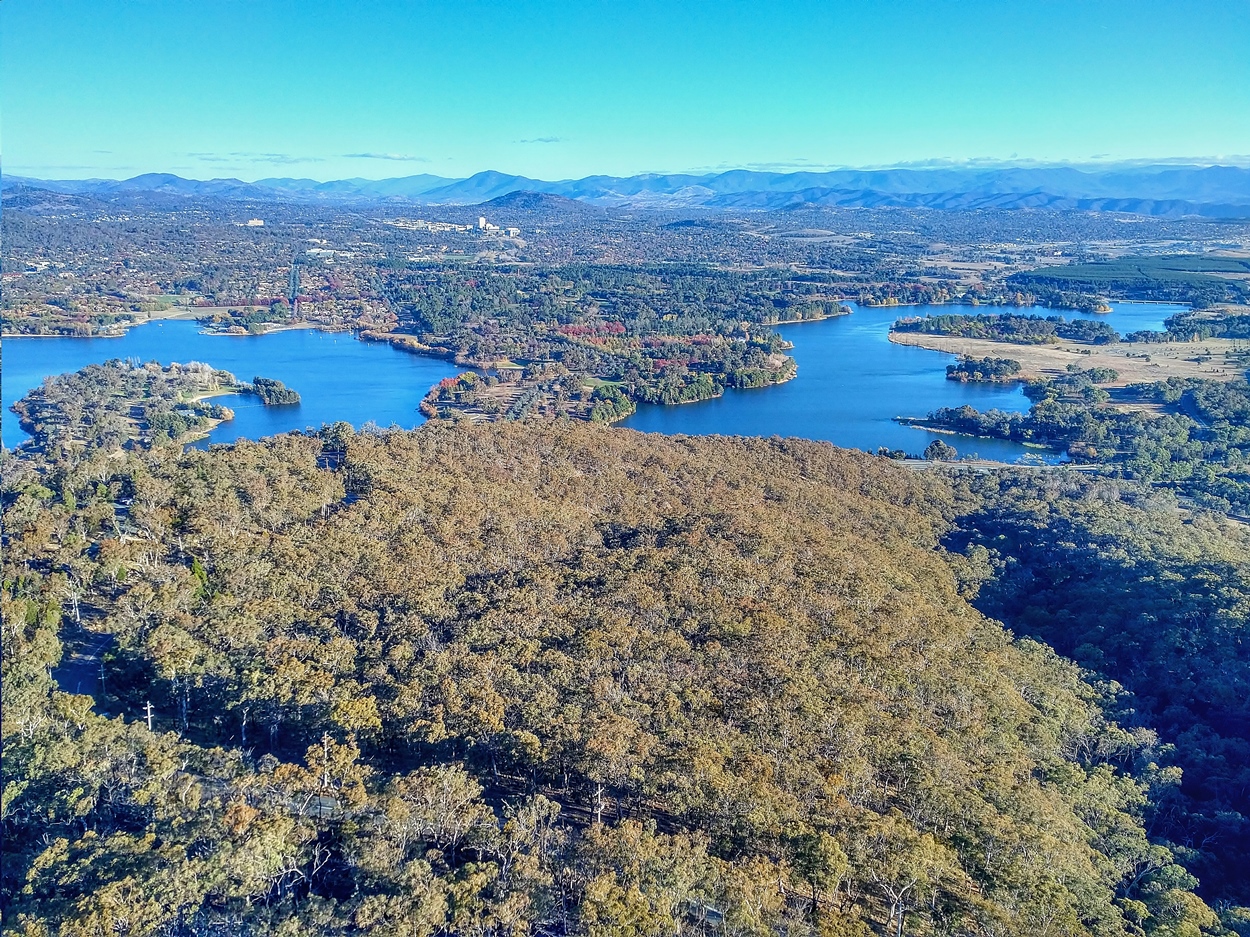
922,373 -> 1250,512
946,471 -> 1250,907
945,357 -> 1023,383
893,314 -> 1119,346
2,416 -> 1229,936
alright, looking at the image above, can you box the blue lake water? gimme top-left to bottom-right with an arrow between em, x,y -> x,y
621,301 -> 1183,460
1,321 -> 461,449
2,302 -> 1182,459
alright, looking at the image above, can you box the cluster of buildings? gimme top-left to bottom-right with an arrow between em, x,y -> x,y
478,217 -> 521,238
384,218 -> 474,234
380,217 -> 520,238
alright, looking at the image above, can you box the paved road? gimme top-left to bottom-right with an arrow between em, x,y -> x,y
51,623 -> 115,698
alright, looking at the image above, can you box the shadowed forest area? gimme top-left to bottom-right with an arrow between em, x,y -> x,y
947,473 -> 1250,909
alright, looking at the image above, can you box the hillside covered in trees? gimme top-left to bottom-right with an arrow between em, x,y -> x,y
946,471 -> 1250,908
3,406 -> 1241,936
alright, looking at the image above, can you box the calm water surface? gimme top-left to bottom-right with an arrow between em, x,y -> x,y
620,301 -> 1183,460
2,321 -> 461,449
3,302 -> 1182,459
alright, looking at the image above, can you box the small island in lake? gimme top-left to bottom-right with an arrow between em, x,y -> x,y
249,376 -> 301,405
946,356 -> 1023,383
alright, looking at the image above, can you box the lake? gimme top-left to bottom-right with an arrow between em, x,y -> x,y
2,302 -> 1182,459
1,321 -> 462,449
621,301 -> 1182,461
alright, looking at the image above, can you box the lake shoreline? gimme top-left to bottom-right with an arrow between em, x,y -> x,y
2,320 -> 463,450
6,301 -> 1189,459
4,312 -> 328,342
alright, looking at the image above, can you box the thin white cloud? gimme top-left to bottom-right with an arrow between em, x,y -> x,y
741,159 -> 843,172
8,163 -> 128,174
186,152 -> 325,165
518,137 -> 563,145
680,158 -> 845,173
343,152 -> 431,162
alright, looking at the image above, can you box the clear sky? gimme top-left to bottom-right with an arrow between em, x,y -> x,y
4,0 -> 1249,181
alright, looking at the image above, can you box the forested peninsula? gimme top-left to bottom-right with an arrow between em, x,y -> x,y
5,360 -> 1250,934
9,360 -> 301,456
913,370 -> 1250,512
10,360 -> 241,453
893,313 -> 1120,346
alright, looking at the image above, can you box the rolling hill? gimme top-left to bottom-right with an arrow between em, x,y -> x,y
6,163 -> 1250,217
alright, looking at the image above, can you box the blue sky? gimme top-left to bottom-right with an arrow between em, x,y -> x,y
4,0 -> 1248,181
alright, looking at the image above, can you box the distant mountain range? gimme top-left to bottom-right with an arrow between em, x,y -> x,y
6,164 -> 1250,217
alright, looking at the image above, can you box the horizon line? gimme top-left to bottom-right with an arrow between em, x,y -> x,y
7,155 -> 1250,187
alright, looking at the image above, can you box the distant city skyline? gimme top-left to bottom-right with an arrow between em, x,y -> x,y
4,0 -> 1248,181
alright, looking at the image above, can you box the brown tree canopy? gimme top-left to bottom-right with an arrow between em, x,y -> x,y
3,418 -> 1226,936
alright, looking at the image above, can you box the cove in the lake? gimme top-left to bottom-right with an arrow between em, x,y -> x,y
2,302 -> 1181,460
